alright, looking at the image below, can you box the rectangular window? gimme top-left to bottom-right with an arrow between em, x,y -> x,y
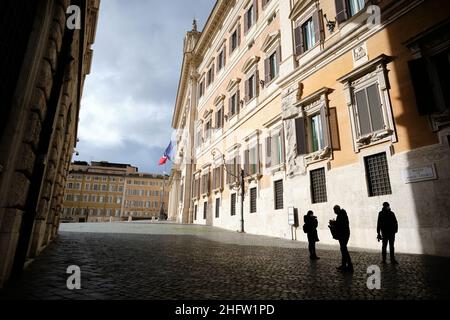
230,92 -> 239,117
216,107 -> 223,129
310,113 -> 324,152
310,168 -> 327,203
247,74 -> 256,101
199,78 -> 205,97
246,5 -> 254,32
217,48 -> 225,71
205,119 -> 212,140
348,0 -> 365,17
230,26 -> 240,52
365,152 -> 392,197
302,18 -> 316,51
269,52 -> 278,80
274,180 -> 284,210
207,66 -> 214,86
354,83 -> 384,136
231,193 -> 237,216
203,202 -> 207,220
215,198 -> 220,218
194,204 -> 198,220
250,187 -> 257,213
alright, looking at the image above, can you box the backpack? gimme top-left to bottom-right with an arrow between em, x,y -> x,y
303,223 -> 308,233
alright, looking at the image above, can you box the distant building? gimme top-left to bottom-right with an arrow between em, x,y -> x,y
0,0 -> 100,287
169,0 -> 450,256
61,161 -> 170,223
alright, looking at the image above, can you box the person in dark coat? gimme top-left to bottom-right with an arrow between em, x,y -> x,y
377,202 -> 399,264
333,205 -> 353,272
304,210 -> 320,260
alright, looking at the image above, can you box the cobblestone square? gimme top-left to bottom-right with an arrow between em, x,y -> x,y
1,222 -> 449,300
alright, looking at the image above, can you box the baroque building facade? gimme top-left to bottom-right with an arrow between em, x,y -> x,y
169,0 -> 450,257
0,0 -> 100,287
61,161 -> 169,223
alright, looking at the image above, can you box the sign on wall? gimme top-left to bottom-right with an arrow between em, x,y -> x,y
402,164 -> 437,183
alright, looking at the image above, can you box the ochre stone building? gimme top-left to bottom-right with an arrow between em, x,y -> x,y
0,0 -> 100,287
61,161 -> 169,222
169,0 -> 450,256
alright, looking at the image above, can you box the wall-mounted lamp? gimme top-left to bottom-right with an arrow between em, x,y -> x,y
323,14 -> 336,33
260,79 -> 265,87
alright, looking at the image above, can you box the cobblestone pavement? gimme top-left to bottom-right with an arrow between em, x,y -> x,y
1,222 -> 450,300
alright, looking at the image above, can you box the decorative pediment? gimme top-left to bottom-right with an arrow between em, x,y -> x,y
226,78 -> 241,92
260,31 -> 280,53
214,94 -> 225,106
242,56 -> 261,73
203,109 -> 213,119
289,0 -> 315,20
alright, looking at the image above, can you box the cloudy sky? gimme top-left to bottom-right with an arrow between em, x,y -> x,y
74,0 -> 214,173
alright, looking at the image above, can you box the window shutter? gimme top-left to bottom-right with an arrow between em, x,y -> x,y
367,83 -> 384,132
217,56 -> 220,72
226,163 -> 231,184
211,64 -> 215,82
244,149 -> 250,176
223,46 -> 226,66
207,172 -> 211,195
408,58 -> 436,115
244,11 -> 249,34
328,107 -> 341,150
294,25 -> 304,56
320,105 -> 331,149
237,24 -> 241,46
254,0 -> 259,22
313,10 -> 324,44
264,57 -> 271,83
255,69 -> 260,96
280,127 -> 286,163
237,155 -> 241,182
236,90 -> 241,113
245,78 -> 250,101
335,0 -> 348,24
295,117 -> 307,155
276,46 -> 282,67
265,136 -> 272,168
355,89 -> 371,136
228,96 -> 232,117
220,165 -> 224,189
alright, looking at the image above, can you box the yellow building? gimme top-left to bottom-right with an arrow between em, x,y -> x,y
62,161 -> 169,222
169,0 -> 450,256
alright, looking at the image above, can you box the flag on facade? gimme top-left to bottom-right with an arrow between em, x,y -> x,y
158,141 -> 173,166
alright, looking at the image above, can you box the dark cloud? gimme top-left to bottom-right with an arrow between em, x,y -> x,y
76,0 -> 214,173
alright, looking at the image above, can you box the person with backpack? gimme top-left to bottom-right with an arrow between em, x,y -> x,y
377,202 -> 399,264
303,210 -> 320,260
333,205 -> 353,272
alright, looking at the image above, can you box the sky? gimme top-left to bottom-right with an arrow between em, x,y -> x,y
74,0 -> 215,173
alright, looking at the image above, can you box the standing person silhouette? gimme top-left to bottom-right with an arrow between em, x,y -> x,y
377,202 -> 399,264
304,210 -> 320,260
333,205 -> 353,272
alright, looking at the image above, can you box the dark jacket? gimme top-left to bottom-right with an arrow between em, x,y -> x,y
336,209 -> 350,240
377,209 -> 398,236
304,215 -> 319,242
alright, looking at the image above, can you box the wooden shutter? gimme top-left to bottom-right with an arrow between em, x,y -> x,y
295,117 -> 307,155
254,0 -> 259,22
223,46 -> 226,66
328,107 -> 341,150
228,96 -> 232,117
276,46 -> 282,68
280,127 -> 286,163
244,149 -> 250,177
211,64 -> 215,82
264,57 -> 271,83
236,90 -> 241,113
237,24 -> 241,46
335,0 -> 348,24
294,25 -> 304,56
408,58 -> 436,115
255,69 -> 260,96
313,10 -> 324,44
244,10 -> 249,34
265,136 -> 272,168
245,78 -> 250,102
274,180 -> 284,210
320,105 -> 331,149
220,165 -> 224,189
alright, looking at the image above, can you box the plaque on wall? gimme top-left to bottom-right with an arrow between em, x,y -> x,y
402,164 -> 437,183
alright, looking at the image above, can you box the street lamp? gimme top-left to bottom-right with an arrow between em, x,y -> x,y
159,172 -> 167,220
212,149 -> 245,233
